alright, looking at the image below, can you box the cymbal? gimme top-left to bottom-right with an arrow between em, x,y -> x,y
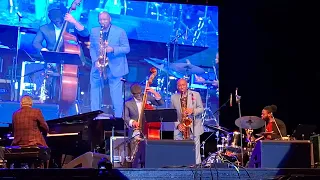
148,57 -> 166,64
144,59 -> 184,78
144,59 -> 165,70
235,116 -> 264,129
169,63 -> 205,74
204,125 -> 229,134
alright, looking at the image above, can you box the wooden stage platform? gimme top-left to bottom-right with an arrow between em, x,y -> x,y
0,168 -> 320,179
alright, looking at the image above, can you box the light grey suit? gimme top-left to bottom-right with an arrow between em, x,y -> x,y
171,89 -> 204,164
90,25 -> 130,117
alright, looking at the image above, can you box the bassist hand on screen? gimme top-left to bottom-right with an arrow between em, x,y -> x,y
64,13 -> 77,24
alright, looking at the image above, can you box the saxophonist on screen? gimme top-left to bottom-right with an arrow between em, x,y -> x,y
170,78 -> 204,165
89,11 -> 130,118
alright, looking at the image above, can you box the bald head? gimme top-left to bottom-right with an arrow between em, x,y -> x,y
20,95 -> 33,107
99,11 -> 111,28
177,78 -> 188,93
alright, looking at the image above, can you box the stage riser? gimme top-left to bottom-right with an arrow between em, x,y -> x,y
0,168 -> 319,180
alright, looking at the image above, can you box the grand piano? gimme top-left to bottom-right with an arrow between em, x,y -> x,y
45,111 -> 125,167
1,110 -> 124,168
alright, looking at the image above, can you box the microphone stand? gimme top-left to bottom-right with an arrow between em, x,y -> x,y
201,97 -> 231,164
121,78 -> 127,166
235,88 -> 244,166
11,12 -> 22,101
271,114 -> 283,139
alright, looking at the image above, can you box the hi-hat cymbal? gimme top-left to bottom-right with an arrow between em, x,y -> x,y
235,116 -> 264,129
169,63 -> 205,74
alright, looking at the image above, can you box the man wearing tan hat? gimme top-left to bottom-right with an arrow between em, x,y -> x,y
12,95 -> 49,147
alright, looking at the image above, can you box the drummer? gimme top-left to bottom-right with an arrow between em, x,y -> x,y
260,105 -> 287,140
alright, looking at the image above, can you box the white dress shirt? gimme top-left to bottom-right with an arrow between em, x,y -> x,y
129,96 -> 161,127
54,24 -> 62,41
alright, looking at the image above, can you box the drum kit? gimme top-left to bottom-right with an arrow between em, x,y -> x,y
202,116 -> 267,167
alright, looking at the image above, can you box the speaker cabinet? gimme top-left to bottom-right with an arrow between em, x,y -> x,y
248,140 -> 313,168
145,139 -> 195,168
310,135 -> 320,167
109,136 -> 130,168
62,152 -> 109,169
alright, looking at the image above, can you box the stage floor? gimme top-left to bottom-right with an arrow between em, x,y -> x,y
0,168 -> 320,179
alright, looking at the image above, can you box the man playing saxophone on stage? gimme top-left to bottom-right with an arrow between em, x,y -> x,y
90,11 -> 130,118
170,78 -> 204,165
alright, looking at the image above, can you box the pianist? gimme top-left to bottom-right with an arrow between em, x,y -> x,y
12,95 -> 49,147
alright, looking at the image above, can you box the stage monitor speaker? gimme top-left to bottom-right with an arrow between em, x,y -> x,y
310,135 -> 320,167
248,140 -> 313,168
62,152 -> 110,169
145,139 -> 195,168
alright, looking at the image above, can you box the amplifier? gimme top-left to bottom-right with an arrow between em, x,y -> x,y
109,136 -> 130,168
19,61 -> 45,99
0,79 -> 10,101
145,139 -> 195,168
310,135 -> 320,167
248,140 -> 313,168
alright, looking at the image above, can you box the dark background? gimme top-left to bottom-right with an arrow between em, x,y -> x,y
159,0 -> 320,155
216,0 -> 319,134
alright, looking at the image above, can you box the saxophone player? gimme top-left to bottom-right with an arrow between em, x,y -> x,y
90,11 -> 130,118
170,79 -> 204,165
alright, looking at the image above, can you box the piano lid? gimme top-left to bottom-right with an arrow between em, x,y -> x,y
46,110 -> 103,125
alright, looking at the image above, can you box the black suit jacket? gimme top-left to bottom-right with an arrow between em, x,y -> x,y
32,22 -> 89,53
124,95 -> 164,137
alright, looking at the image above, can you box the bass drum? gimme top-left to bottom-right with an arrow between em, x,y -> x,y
226,131 -> 247,153
224,150 -> 250,166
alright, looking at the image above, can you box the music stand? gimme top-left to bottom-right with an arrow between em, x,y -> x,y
41,51 -> 82,116
292,124 -> 317,140
41,51 -> 82,65
144,109 -> 177,139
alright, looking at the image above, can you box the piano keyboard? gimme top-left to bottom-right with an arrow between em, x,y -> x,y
7,132 -> 79,140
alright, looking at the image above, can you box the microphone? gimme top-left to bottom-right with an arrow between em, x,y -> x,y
235,88 -> 240,103
230,93 -> 232,107
120,78 -> 126,82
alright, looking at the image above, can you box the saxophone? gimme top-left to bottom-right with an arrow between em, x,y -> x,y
180,92 -> 193,140
97,26 -> 109,79
39,77 -> 48,103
